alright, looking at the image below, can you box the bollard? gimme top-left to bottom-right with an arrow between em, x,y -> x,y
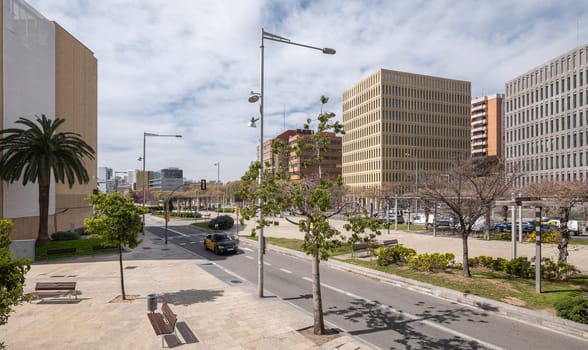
147,294 -> 157,312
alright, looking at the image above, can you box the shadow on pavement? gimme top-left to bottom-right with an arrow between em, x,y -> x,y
159,288 -> 224,306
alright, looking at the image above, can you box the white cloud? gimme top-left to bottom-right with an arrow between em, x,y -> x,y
26,0 -> 588,181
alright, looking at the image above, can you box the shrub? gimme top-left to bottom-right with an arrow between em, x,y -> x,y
376,245 -> 416,266
555,296 -> 588,324
526,230 -> 560,244
491,257 -> 507,271
502,257 -> 533,278
50,231 -> 80,241
541,258 -> 581,281
408,252 -> 455,272
468,255 -> 495,268
208,215 -> 234,230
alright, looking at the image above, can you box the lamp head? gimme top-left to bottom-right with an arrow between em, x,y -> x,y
248,91 -> 261,103
322,48 -> 336,55
248,117 -> 258,128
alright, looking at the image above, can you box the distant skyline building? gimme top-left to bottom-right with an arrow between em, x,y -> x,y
149,167 -> 183,191
471,94 -> 504,159
505,43 -> 588,186
341,69 -> 471,197
0,0 -> 97,240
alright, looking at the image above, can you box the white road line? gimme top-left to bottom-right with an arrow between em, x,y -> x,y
189,241 -> 197,244
167,228 -> 188,237
264,262 -> 272,266
279,268 -> 293,274
301,277 -> 504,350
180,243 -> 187,245
245,256 -> 254,260
240,247 -> 253,252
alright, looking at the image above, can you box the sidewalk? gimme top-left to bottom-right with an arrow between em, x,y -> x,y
0,216 -> 373,350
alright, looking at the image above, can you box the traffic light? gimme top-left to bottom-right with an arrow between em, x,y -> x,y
200,179 -> 207,190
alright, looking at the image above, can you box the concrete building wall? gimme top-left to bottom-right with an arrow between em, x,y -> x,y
2,0 -> 56,239
342,68 -> 471,196
505,44 -> 588,186
54,23 -> 97,233
0,0 -> 97,239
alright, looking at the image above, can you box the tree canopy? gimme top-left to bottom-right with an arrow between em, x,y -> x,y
0,115 -> 95,245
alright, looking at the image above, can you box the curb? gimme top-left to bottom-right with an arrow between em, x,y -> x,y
239,237 -> 588,342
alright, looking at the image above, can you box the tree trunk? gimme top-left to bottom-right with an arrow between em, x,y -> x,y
312,250 -> 325,335
36,180 -> 51,246
119,244 -> 126,299
483,207 -> 491,240
462,232 -> 471,277
558,229 -> 569,263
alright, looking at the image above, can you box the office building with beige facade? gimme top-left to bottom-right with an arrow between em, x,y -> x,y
0,0 -> 97,240
471,93 -> 504,159
342,69 -> 471,201
505,44 -> 588,186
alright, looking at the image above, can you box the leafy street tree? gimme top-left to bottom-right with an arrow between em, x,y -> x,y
238,97 -> 379,335
0,219 -> 31,348
419,158 -> 515,277
522,181 -> 588,263
84,193 -> 144,300
0,115 -> 95,245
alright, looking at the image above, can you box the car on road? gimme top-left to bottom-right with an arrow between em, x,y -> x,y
379,214 -> 404,224
204,233 -> 239,255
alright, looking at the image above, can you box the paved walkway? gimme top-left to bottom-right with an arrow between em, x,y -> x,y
0,215 -> 372,350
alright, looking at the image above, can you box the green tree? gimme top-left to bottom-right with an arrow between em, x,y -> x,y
0,115 -> 95,245
1,220 -> 31,349
84,193 -> 144,300
238,97 -> 378,335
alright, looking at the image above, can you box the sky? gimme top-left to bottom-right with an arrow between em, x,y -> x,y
26,0 -> 588,183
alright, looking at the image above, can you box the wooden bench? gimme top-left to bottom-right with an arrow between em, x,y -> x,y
45,247 -> 77,261
33,282 -> 77,300
381,239 -> 399,247
147,302 -> 177,347
352,239 -> 400,257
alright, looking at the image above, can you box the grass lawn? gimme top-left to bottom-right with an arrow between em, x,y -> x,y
259,235 -> 588,314
35,238 -> 117,260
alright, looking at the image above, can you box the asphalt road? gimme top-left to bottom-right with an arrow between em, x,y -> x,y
148,224 -> 588,350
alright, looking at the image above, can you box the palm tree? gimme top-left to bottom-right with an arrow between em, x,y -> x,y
0,115 -> 95,245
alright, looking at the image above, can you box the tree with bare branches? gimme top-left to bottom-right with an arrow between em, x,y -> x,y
521,181 -> 588,262
418,158 -> 515,277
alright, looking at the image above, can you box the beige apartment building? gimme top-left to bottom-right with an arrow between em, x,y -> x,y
471,94 -> 504,159
0,0 -> 97,240
342,69 -> 471,201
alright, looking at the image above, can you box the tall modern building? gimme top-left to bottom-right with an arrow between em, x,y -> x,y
0,0 -> 97,240
505,44 -> 588,186
342,69 -> 471,196
471,94 -> 504,159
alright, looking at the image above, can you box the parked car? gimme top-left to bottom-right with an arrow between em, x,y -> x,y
204,233 -> 239,255
435,218 -> 452,228
379,214 -> 404,224
505,221 -> 535,233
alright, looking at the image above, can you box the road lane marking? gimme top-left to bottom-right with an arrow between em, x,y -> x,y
189,241 -> 197,244
245,256 -> 254,260
180,243 -> 187,245
279,268 -> 292,274
264,262 -> 272,266
240,247 -> 253,252
301,277 -> 504,350
167,228 -> 188,237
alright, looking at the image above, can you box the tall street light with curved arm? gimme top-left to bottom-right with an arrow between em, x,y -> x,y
248,28 -> 335,298
141,132 -> 182,234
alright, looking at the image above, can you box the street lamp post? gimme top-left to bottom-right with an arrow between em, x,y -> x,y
214,161 -> 220,215
248,28 -> 335,298
141,132 -> 182,234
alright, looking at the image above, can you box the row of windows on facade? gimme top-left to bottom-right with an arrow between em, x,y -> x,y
342,85 -> 470,112
344,98 -> 469,120
515,172 -> 586,187
507,70 -> 588,111
508,153 -> 588,174
343,132 -> 469,154
344,112 -> 469,140
507,131 -> 588,157
507,89 -> 588,120
506,111 -> 586,142
507,47 -> 588,93
506,98 -> 588,129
